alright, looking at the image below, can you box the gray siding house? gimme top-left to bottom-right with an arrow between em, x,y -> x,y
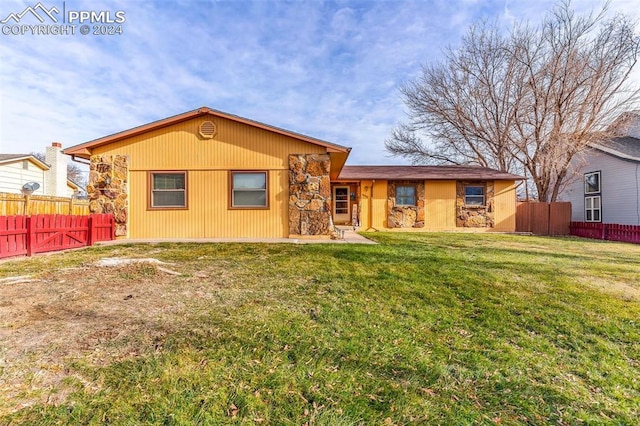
559,112 -> 640,225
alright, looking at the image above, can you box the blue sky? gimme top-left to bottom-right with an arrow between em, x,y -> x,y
1,0 -> 639,167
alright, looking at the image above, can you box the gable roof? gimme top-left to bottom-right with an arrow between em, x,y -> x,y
591,136 -> 640,162
0,154 -> 50,170
64,106 -> 351,159
337,165 -> 524,181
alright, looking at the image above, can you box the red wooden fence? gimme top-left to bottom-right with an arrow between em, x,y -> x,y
0,214 -> 115,259
570,222 -> 640,244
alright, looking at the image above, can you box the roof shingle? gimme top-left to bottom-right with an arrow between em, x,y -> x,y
337,165 -> 524,181
592,136 -> 640,162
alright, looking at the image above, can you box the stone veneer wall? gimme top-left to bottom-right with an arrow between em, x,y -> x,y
288,154 -> 333,236
88,155 -> 129,236
456,181 -> 494,228
387,180 -> 425,228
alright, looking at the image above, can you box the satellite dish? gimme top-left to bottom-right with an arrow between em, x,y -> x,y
22,182 -> 40,194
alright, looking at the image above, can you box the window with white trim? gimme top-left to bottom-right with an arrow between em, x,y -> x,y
584,171 -> 601,194
585,196 -> 601,222
149,172 -> 187,209
464,185 -> 485,206
230,171 -> 268,208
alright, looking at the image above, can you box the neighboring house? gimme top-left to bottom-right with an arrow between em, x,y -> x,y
0,143 -> 79,197
559,112 -> 640,226
0,154 -> 48,195
64,107 -> 523,239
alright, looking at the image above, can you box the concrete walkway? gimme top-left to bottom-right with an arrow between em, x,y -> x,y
96,228 -> 377,246
336,228 -> 378,244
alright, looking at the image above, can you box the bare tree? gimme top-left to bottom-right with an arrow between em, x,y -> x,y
387,1 -> 640,201
387,22 -> 526,172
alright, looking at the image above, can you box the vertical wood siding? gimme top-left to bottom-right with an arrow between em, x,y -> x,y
371,180 -> 389,229
357,180 -> 372,229
94,116 -> 325,238
93,116 -> 326,171
493,181 -> 517,231
424,180 -> 456,229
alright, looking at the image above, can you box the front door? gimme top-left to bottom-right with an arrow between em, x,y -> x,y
333,186 -> 350,224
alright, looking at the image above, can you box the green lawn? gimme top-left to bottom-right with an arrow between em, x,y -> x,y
1,233 -> 639,425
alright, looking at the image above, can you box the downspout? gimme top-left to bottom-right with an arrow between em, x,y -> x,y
632,163 -> 640,225
71,155 -> 91,166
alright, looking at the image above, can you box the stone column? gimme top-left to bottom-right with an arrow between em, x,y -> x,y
88,155 -> 129,237
288,154 -> 334,236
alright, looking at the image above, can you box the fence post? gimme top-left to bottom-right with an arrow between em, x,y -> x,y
88,215 -> 95,246
110,215 -> 116,240
26,216 -> 35,256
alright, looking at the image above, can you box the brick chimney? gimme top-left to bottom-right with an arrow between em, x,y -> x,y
44,142 -> 67,197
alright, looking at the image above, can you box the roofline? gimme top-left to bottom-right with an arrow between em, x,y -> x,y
590,143 -> 640,162
337,165 -> 525,180
0,155 -> 50,170
336,175 -> 525,181
64,107 -> 351,156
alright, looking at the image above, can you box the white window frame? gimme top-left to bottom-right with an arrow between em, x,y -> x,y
584,195 -> 602,222
584,171 -> 601,195
149,171 -> 188,209
229,171 -> 269,209
464,185 -> 485,206
396,185 -> 416,206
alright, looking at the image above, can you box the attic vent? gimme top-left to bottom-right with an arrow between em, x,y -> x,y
199,121 -> 217,139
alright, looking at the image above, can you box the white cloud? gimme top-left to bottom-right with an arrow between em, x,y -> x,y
1,0 -> 639,166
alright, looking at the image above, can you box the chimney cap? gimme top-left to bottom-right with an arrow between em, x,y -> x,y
52,142 -> 62,148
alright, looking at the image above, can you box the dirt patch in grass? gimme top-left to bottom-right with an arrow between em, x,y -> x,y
575,275 -> 640,302
0,258 -> 235,415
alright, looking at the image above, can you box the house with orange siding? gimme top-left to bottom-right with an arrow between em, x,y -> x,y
64,107 -> 523,239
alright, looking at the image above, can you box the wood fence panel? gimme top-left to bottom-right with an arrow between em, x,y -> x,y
530,203 -> 550,235
515,202 -> 531,232
607,224 -> 640,244
0,193 -> 26,215
0,214 -> 115,259
90,214 -> 115,243
549,202 -> 571,235
0,215 -> 28,258
31,215 -> 89,254
570,222 -> 640,244
516,202 -> 571,235
0,193 -> 89,216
